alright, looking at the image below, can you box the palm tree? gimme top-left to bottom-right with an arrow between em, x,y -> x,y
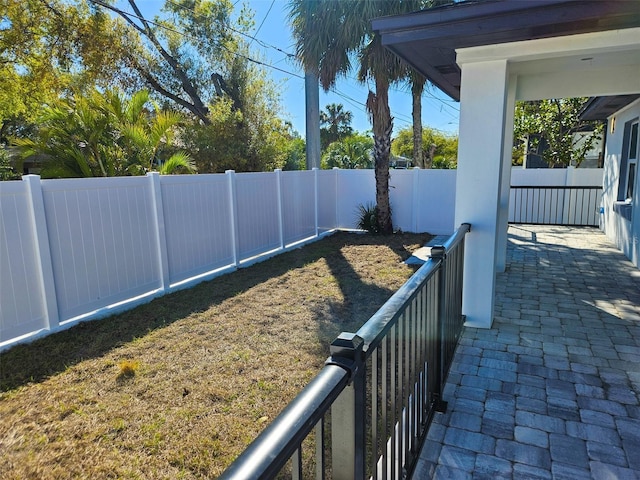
320,103 -> 353,150
409,70 -> 426,169
15,89 -> 195,178
289,0 -> 435,233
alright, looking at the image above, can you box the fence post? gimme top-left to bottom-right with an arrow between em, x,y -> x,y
430,245 -> 449,413
328,332 -> 365,480
412,167 -> 421,233
148,172 -> 170,291
313,168 -> 319,237
23,175 -> 60,330
275,169 -> 285,249
333,167 -> 340,229
226,170 -> 241,267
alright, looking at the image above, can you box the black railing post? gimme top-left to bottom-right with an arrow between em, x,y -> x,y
327,332 -> 366,480
430,245 -> 449,414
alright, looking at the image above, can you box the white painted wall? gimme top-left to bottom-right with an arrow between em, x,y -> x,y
601,99 -> 640,264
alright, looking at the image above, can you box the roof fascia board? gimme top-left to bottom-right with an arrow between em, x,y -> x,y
375,1 -> 639,49
455,27 -> 640,65
372,0 -> 555,34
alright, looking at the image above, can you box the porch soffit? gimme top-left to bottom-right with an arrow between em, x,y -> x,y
372,0 -> 640,101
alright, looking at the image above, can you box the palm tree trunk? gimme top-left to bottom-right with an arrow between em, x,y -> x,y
367,76 -> 393,234
411,79 -> 424,168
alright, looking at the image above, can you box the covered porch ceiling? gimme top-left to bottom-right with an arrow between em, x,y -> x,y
372,0 -> 640,101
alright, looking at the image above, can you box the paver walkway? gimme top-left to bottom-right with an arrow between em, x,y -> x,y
413,225 -> 640,479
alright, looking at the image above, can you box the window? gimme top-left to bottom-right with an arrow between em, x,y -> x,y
623,120 -> 639,201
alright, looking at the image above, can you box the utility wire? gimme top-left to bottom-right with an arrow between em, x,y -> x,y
165,0 -> 295,59
250,0 -> 275,47
89,0 -> 303,79
93,1 -> 456,133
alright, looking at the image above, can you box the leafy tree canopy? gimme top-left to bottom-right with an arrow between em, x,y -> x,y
14,89 -> 194,178
513,98 -> 603,168
321,134 -> 373,170
0,0 -> 135,141
392,126 -> 458,169
1,0 -> 296,174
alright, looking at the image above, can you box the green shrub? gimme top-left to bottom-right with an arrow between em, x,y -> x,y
356,202 -> 380,234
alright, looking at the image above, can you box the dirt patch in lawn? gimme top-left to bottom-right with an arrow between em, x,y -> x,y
0,231 -> 430,479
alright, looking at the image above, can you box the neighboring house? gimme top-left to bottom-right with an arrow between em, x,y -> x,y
522,130 -> 604,169
373,0 -> 640,328
582,95 -> 640,264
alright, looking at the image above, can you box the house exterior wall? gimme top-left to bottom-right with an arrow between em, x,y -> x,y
453,27 -> 640,329
601,98 -> 640,265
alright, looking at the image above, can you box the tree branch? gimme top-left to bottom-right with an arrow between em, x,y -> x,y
89,0 -> 210,122
130,57 -> 211,124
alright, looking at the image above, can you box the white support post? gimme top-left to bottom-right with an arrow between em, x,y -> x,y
454,59 -> 510,329
23,175 -> 59,330
496,75 -> 517,272
275,169 -> 285,249
313,168 -> 319,237
226,170 -> 241,267
148,172 -> 170,291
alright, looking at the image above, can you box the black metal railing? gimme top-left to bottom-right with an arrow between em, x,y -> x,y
509,186 -> 602,227
219,223 -> 471,480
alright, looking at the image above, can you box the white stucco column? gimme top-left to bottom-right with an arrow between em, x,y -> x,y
454,59 -> 510,329
496,76 -> 517,272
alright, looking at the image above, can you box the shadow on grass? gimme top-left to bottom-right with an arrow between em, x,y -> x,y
0,231 -> 427,392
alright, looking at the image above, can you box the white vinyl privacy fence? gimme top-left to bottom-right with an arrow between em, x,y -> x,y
0,168 -> 457,349
0,167 -> 601,349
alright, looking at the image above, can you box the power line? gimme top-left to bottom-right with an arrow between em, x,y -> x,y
90,0 -> 303,79
165,0 -> 295,60
251,0 -> 275,47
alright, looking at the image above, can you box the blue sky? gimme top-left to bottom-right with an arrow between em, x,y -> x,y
129,0 -> 461,137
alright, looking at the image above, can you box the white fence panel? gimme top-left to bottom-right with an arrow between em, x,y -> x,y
389,170 -> 415,232
2,167 -> 607,349
335,170 -> 375,229
317,169 -> 337,233
160,174 -> 235,285
414,169 -> 457,235
281,170 -> 316,246
41,177 -> 161,321
510,167 -> 603,187
0,182 -> 48,343
235,172 -> 280,260
511,168 -> 567,186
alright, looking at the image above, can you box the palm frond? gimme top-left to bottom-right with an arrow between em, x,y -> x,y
158,152 -> 196,175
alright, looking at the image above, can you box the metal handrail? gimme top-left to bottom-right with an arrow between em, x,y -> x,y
218,365 -> 349,479
219,223 -> 471,480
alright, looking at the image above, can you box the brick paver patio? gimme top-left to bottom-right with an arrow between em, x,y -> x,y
414,225 -> 640,479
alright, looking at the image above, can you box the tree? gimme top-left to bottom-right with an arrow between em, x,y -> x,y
90,0 -> 291,173
91,0 -> 266,126
0,0 -> 135,141
514,98 -> 603,168
321,134 -> 373,169
290,0 -> 424,234
410,71 -> 426,168
320,103 -> 353,151
14,89 -> 194,178
392,126 -> 458,168
0,148 -> 20,180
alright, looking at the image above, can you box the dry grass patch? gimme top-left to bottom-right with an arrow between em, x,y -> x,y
0,231 -> 430,479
